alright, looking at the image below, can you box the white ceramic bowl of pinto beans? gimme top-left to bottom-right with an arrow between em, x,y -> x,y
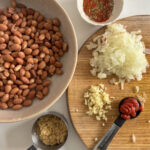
0,0 -> 77,122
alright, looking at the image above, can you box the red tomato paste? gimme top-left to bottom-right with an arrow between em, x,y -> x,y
120,98 -> 143,120
83,0 -> 114,22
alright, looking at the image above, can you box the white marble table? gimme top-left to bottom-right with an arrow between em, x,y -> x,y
0,0 -> 150,150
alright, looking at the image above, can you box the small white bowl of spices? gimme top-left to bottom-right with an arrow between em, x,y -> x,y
77,0 -> 124,26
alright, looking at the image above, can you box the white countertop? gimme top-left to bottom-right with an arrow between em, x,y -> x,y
0,0 -> 150,150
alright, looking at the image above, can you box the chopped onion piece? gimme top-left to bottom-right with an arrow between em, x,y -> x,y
144,48 -> 150,54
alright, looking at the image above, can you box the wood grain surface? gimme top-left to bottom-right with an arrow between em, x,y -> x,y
68,16 -> 150,150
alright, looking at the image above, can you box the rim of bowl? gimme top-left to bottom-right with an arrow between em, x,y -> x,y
77,0 -> 124,26
1,0 -> 78,123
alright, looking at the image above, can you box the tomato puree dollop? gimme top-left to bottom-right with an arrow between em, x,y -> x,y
120,98 -> 143,120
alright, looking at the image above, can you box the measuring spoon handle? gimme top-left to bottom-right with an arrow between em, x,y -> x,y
93,117 -> 125,150
93,123 -> 119,150
27,145 -> 36,150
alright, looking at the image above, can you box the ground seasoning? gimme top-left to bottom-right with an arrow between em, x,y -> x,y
36,114 -> 67,146
83,0 -> 114,22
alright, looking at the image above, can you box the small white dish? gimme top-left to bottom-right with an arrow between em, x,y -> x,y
77,0 -> 124,26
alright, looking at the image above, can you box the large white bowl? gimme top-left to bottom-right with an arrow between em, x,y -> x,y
0,0 -> 78,122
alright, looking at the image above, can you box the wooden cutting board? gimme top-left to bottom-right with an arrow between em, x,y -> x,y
68,16 -> 150,150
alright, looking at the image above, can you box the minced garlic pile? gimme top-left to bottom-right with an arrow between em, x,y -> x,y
84,84 -> 112,121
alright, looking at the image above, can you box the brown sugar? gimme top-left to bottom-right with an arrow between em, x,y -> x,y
36,114 -> 67,146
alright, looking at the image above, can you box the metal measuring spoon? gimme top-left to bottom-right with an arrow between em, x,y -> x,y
27,112 -> 68,150
93,97 -> 142,150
